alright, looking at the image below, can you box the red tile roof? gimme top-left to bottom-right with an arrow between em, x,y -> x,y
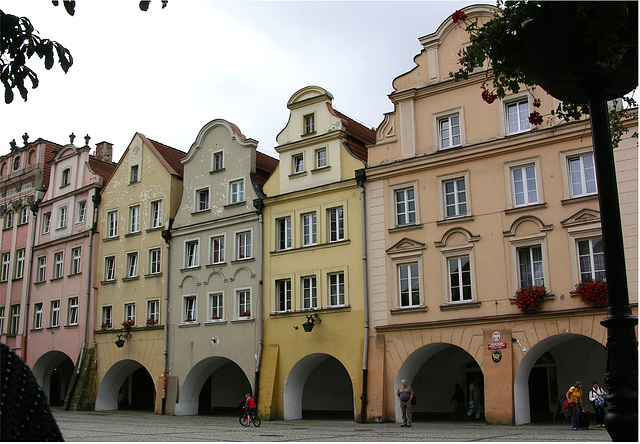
88,156 -> 117,182
40,140 -> 62,191
326,103 -> 375,164
256,151 -> 278,187
139,134 -> 186,178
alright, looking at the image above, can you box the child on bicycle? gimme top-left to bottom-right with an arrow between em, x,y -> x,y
244,393 -> 257,419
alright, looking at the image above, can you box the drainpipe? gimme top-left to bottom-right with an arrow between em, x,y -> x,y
253,198 -> 264,403
161,222 -> 173,415
355,169 -> 369,423
22,190 -> 44,361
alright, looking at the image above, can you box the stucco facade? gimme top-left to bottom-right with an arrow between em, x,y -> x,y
94,133 -> 184,413
364,5 -> 638,425
258,86 -> 375,420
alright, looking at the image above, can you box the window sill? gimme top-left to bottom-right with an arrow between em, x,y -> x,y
270,239 -> 350,256
311,166 -> 331,174
437,215 -> 474,226
146,226 -> 163,233
508,294 -> 556,305
439,301 -> 481,311
179,321 -> 200,328
144,272 -> 162,278
67,273 -> 81,278
125,232 -> 141,238
180,266 -> 201,272
55,226 -> 67,231
224,201 -> 246,209
191,209 -> 211,215
561,194 -> 599,206
389,223 -> 423,234
34,280 -> 46,285
103,236 -> 120,242
505,203 -> 548,214
206,262 -> 227,268
12,277 -> 24,281
390,305 -> 428,315
231,317 -> 255,324
231,258 -> 255,265
51,276 -> 63,282
288,171 -> 308,179
65,324 -> 79,329
122,276 -> 139,282
210,168 -> 226,174
100,280 -> 116,285
46,326 -> 60,331
204,319 -> 227,326
301,131 -> 317,137
269,305 -> 351,318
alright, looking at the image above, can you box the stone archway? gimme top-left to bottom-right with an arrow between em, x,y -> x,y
95,359 -> 155,411
32,351 -> 74,406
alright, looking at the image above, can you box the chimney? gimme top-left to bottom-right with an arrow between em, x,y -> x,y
95,141 -> 113,163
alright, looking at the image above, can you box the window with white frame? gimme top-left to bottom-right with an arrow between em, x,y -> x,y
302,213 -> 317,246
42,212 -> 51,233
236,231 -> 251,260
76,200 -> 86,224
448,255 -> 473,303
568,153 -> 597,197
196,188 -> 210,211
149,248 -> 161,275
276,279 -> 291,312
510,163 -> 538,207
301,276 -> 317,310
328,207 -> 344,242
0,253 -> 8,282
68,296 -> 79,325
53,252 -> 64,279
15,249 -> 25,279
276,217 -> 292,251
213,151 -> 224,171
37,256 -> 46,282
71,247 -> 82,275
439,114 -> 461,149
107,210 -> 118,237
10,304 -> 20,335
129,205 -> 140,233
315,148 -> 327,169
58,205 -> 67,228
328,272 -> 345,306
185,240 -> 199,268
34,302 -> 43,329
237,289 -> 251,317
61,168 -> 71,187
124,302 -> 136,324
209,292 -> 223,320
20,206 -> 29,225
229,179 -> 244,204
398,262 -> 420,307
130,164 -> 139,183
505,99 -> 530,134
210,235 -> 225,264
147,299 -> 159,325
102,306 -> 113,329
443,178 -> 467,219
517,245 -> 544,288
0,306 -> 4,335
4,211 -> 13,229
104,256 -> 115,281
578,237 -> 606,281
395,187 -> 416,226
183,295 -> 196,322
126,252 -> 138,278
51,300 -> 60,328
292,154 -> 304,174
150,200 -> 163,228
304,113 -> 315,134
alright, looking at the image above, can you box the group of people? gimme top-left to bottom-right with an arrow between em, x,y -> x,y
565,380 -> 607,430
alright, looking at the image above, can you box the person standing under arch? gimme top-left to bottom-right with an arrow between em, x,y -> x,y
396,379 -> 414,427
565,380 -> 584,430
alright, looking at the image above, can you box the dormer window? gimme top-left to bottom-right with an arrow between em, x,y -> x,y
61,168 -> 70,187
292,154 -> 304,174
130,165 -> 139,183
303,113 -> 315,135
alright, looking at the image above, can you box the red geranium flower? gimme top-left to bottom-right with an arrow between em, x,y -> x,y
514,286 -> 546,314
452,10 -> 468,24
575,279 -> 608,307
528,111 -> 543,126
481,88 -> 498,104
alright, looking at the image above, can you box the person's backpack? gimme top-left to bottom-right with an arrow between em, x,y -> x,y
595,396 -> 605,408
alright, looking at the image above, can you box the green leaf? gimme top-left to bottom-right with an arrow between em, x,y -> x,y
4,87 -> 14,104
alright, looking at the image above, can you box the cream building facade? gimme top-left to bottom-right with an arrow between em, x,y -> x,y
364,5 -> 638,425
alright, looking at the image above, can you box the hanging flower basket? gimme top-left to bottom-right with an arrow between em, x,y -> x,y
514,286 -> 546,314
575,279 -> 608,307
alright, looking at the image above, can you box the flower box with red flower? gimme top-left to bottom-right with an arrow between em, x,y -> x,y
514,286 -> 546,314
100,322 -> 112,331
146,318 -> 159,327
121,319 -> 135,331
575,279 -> 608,307
240,311 -> 251,318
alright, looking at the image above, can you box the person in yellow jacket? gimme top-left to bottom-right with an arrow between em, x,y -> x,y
565,381 -> 584,430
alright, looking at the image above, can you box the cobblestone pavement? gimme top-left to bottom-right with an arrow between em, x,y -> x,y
52,409 -> 611,442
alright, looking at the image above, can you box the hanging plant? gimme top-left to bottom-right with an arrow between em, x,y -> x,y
514,285 -> 546,314
575,279 -> 608,307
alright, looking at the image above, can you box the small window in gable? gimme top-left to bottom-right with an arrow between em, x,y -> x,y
213,151 -> 224,171
130,165 -> 139,183
304,113 -> 315,135
61,168 -> 71,187
292,154 -> 304,174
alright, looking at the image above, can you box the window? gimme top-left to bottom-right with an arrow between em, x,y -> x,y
10,304 -> 20,335
1,253 -> 10,282
15,249 -> 25,279
19,206 -> 29,225
236,231 -> 251,260
127,252 -> 138,278
213,151 -> 224,171
124,302 -> 136,324
569,153 -> 597,197
399,263 -> 420,307
34,303 -> 43,330
149,248 -> 161,275
302,213 -> 317,246
328,272 -> 345,306
304,113 -> 315,134
209,292 -> 223,320
53,252 -> 64,279
328,207 -> 344,242
439,114 -> 461,149
237,289 -> 251,317
277,217 -> 292,251
578,237 -> 606,281
301,276 -> 317,310
68,297 -> 79,325
395,188 -> 416,226
71,247 -> 82,275
183,296 -> 196,322
76,200 -> 86,223
448,256 -> 473,303
510,164 -> 538,207
210,235 -> 225,264
107,210 -> 118,237
315,148 -> 327,169
443,178 -> 467,218
104,256 -> 116,281
58,205 -> 67,228
292,154 -> 304,174
13,156 -> 20,171
150,200 -> 163,228
276,279 -> 291,312
229,180 -> 244,204
37,257 -> 46,282
4,211 -> 13,229
61,168 -> 70,186
102,306 -> 113,329
517,245 -> 544,288
51,300 -> 60,328
42,212 -> 51,233
129,205 -> 140,233
0,306 -> 4,335
130,165 -> 139,183
147,299 -> 160,325
506,99 -> 530,134
185,240 -> 199,268
196,188 -> 209,211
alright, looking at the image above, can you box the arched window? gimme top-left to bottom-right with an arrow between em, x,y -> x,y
13,156 -> 20,171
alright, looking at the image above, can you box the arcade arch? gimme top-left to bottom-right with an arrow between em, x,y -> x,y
32,351 -> 74,406
95,360 -> 155,411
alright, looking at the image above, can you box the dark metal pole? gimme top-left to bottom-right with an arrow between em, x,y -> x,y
587,85 -> 638,442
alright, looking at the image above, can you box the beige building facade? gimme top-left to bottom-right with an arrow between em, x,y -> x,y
364,5 -> 638,425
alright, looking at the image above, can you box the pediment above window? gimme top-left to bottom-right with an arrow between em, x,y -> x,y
560,208 -> 601,228
386,238 -> 427,255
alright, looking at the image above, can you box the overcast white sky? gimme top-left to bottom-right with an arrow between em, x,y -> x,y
1,0 -> 478,161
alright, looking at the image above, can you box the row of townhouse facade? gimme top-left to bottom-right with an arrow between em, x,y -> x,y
0,4 -> 637,425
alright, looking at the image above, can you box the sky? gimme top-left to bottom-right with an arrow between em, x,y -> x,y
1,0 -> 478,161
